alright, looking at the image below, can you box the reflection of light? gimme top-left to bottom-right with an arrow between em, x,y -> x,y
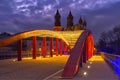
39,48 -> 41,51
87,65 -> 90,69
90,62 -> 92,64
52,49 -> 54,52
83,72 -> 87,76
13,59 -> 16,62
23,57 -> 32,59
46,55 -> 50,57
89,56 -> 104,61
23,55 -> 69,61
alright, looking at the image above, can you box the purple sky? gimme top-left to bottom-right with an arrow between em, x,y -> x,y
0,0 -> 120,43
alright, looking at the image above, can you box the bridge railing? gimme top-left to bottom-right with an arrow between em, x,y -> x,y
101,52 -> 120,77
61,30 -> 94,78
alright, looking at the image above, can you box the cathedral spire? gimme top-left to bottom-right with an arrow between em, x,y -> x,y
83,19 -> 87,30
68,11 -> 73,19
66,11 -> 73,30
79,17 -> 83,25
53,9 -> 62,31
79,17 -> 83,29
54,9 -> 61,26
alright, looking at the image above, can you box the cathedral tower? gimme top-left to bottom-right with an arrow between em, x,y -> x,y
83,19 -> 87,30
79,17 -> 83,29
53,10 -> 62,31
66,11 -> 73,30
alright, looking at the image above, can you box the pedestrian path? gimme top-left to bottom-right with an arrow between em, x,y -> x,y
0,55 -> 69,80
48,55 -> 118,80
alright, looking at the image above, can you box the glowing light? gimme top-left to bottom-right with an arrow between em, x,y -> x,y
46,55 -> 50,58
22,55 -> 69,62
23,57 -> 32,60
52,49 -> 54,52
90,62 -> 92,64
13,59 -> 16,62
39,48 -> 41,51
89,56 -> 104,61
83,72 -> 87,76
87,65 -> 90,69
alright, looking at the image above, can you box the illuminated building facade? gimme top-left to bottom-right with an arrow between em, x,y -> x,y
54,10 -> 87,31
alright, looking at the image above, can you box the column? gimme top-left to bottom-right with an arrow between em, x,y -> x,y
50,37 -> 53,57
17,40 -> 22,61
56,38 -> 58,56
42,37 -> 46,58
60,39 -> 62,56
32,36 -> 37,59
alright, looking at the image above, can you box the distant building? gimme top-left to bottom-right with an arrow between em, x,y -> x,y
53,10 -> 62,31
66,11 -> 73,30
53,10 -> 87,31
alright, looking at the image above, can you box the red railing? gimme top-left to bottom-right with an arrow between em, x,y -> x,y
61,30 -> 94,78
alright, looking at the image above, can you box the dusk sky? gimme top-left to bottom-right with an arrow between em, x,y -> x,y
0,0 -> 120,43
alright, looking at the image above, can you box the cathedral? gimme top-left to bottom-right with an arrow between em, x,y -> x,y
53,10 -> 87,31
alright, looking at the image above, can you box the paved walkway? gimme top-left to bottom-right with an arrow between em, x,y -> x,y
48,55 -> 119,80
0,55 -> 69,80
0,55 -> 118,80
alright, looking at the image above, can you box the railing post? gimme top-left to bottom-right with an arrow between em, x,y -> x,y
56,38 -> 58,56
60,39 -> 62,56
42,37 -> 46,58
32,36 -> 37,59
50,37 -> 53,57
18,40 -> 22,61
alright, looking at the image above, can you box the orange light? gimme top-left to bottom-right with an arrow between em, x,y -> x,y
89,56 -> 104,61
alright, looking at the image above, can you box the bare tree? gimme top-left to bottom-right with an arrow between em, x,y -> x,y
97,25 -> 120,55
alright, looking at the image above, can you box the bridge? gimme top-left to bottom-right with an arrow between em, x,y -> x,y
0,29 -> 119,80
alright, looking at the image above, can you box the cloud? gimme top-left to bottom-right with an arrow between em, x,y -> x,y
84,2 -> 120,43
0,0 -> 120,43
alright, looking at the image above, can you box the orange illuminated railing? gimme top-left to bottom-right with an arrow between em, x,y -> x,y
61,30 -> 94,78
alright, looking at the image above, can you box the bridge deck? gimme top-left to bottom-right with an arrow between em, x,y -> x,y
0,55 -> 69,80
0,55 -> 118,80
49,55 -> 119,80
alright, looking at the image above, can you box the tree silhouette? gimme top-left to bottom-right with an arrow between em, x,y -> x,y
97,25 -> 120,55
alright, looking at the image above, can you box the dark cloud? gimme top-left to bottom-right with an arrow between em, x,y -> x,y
0,0 -> 13,15
0,0 -> 120,43
83,2 -> 120,43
